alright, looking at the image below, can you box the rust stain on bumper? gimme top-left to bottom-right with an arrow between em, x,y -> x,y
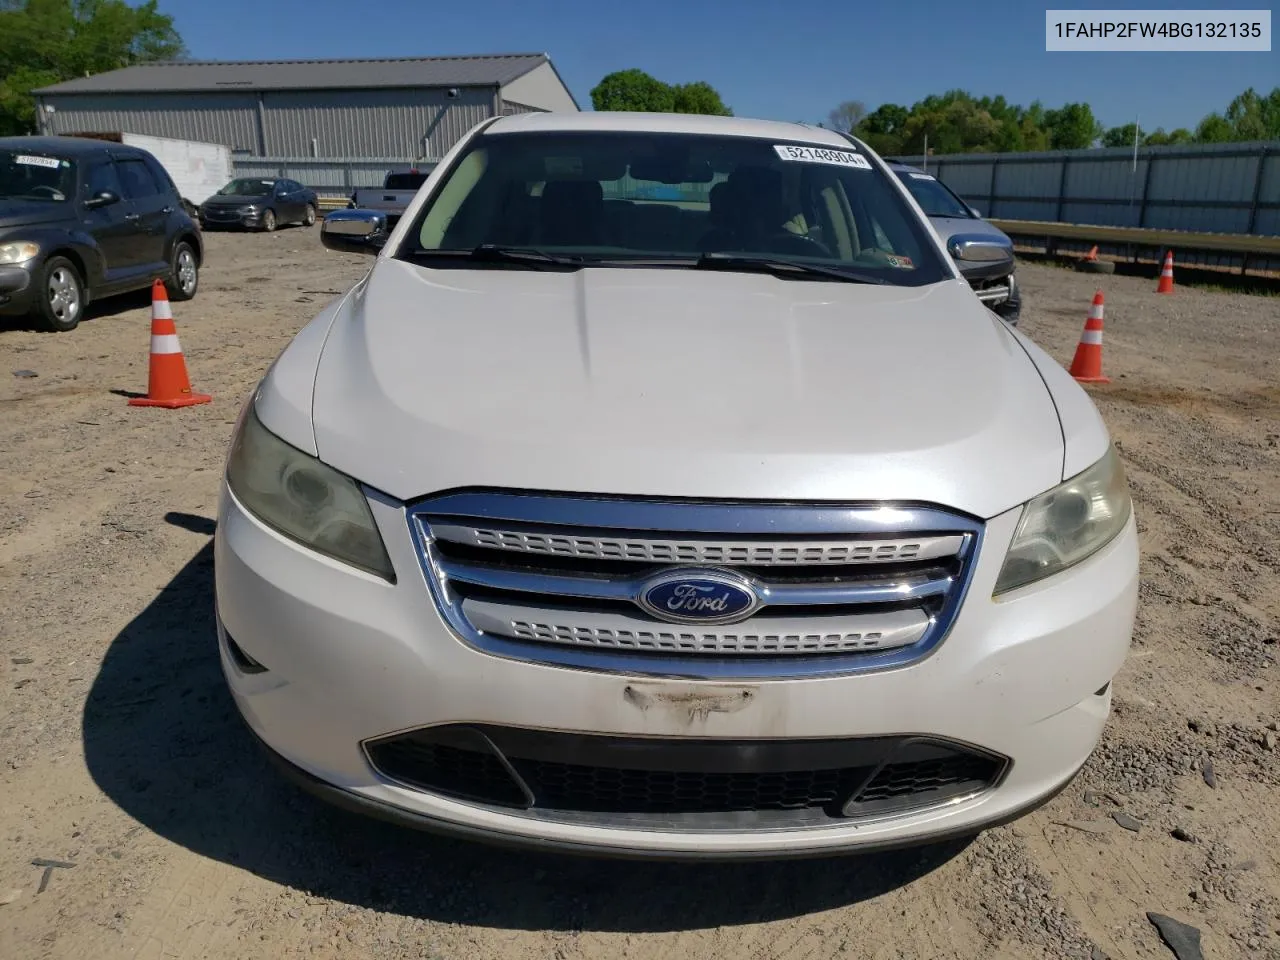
623,683 -> 757,725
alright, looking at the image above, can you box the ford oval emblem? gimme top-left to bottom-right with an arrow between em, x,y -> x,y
637,570 -> 761,625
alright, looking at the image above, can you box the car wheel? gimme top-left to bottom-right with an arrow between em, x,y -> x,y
166,241 -> 199,302
261,209 -> 277,232
303,204 -> 317,227
33,256 -> 85,332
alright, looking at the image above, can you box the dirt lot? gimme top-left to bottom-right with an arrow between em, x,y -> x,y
1,227 -> 1277,960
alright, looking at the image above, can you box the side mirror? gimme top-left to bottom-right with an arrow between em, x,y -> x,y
948,236 -> 1012,263
967,205 -> 983,219
321,209 -> 388,255
84,189 -> 120,210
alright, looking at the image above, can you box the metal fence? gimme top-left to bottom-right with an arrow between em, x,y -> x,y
229,156 -> 438,196
889,141 -> 1280,237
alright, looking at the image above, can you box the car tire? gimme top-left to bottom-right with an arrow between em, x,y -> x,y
166,241 -> 199,302
1077,259 -> 1115,274
33,256 -> 86,333
303,204 -> 317,227
261,209 -> 277,232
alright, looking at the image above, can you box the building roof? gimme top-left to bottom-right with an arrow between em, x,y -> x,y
487,111 -> 851,148
34,54 -> 551,95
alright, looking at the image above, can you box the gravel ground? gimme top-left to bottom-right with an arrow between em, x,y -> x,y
0,228 -> 1277,960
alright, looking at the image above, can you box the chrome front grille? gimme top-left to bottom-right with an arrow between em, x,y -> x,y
407,492 -> 983,679
432,522 -> 964,566
469,601 -> 930,655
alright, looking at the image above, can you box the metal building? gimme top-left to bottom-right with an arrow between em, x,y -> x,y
31,54 -> 578,187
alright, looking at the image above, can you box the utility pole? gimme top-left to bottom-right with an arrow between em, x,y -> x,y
1128,113 -> 1140,219
1132,113 -> 1140,173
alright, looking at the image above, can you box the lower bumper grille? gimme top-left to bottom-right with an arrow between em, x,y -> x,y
366,725 -> 1007,829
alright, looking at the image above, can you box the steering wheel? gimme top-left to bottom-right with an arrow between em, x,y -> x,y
765,230 -> 834,259
28,185 -> 63,199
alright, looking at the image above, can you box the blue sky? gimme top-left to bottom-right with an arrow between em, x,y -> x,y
162,0 -> 1276,132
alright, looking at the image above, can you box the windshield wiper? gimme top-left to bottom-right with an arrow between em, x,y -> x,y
405,244 -> 586,268
692,253 -> 888,285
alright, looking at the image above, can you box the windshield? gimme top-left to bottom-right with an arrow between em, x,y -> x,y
385,172 -> 428,191
397,131 -> 949,286
895,171 -> 973,219
0,150 -> 76,202
217,178 -> 274,197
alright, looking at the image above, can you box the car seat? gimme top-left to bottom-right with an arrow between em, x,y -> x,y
537,180 -> 604,247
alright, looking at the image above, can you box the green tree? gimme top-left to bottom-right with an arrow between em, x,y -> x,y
1043,102 -> 1101,149
0,0 -> 185,136
590,68 -> 673,112
1261,87 -> 1280,138
843,85 -> 1280,156
1194,112 -> 1234,143
1224,87 -> 1273,140
1143,127 -> 1192,146
859,102 -> 909,136
671,80 -> 732,116
855,102 -> 908,154
590,69 -> 730,115
1102,123 -> 1139,148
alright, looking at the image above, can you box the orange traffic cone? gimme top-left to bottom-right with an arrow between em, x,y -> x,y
1068,291 -> 1110,384
128,280 -> 212,408
1085,245 -> 1098,261
1156,251 -> 1175,293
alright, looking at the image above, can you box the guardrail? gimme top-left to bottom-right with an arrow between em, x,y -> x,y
989,218 -> 1280,275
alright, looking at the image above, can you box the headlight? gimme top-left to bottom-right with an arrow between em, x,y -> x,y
226,405 -> 395,580
243,204 -> 260,214
0,242 -> 40,265
993,445 -> 1131,596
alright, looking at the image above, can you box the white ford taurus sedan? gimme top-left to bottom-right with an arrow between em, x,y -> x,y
213,112 -> 1138,859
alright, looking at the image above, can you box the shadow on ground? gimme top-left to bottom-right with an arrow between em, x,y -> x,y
0,286 -> 153,334
82,524 -> 971,933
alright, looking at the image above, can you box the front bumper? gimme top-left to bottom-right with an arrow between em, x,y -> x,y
200,209 -> 262,229
214,485 -> 1138,858
958,257 -> 1017,311
0,262 -> 36,314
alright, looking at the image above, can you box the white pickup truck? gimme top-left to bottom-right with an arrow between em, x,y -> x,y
348,169 -> 429,229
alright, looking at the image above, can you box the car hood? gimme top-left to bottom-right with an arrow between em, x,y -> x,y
203,194 -> 268,207
0,199 -> 71,229
299,259 -> 1066,518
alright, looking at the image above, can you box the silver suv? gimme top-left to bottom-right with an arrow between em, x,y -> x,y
886,159 -> 1020,325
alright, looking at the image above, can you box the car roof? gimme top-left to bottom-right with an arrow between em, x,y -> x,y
0,135 -> 138,158
485,111 -> 855,148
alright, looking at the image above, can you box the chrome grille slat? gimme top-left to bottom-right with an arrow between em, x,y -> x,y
430,523 -> 964,566
407,492 -> 984,680
436,557 -> 956,607
463,600 -> 929,655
